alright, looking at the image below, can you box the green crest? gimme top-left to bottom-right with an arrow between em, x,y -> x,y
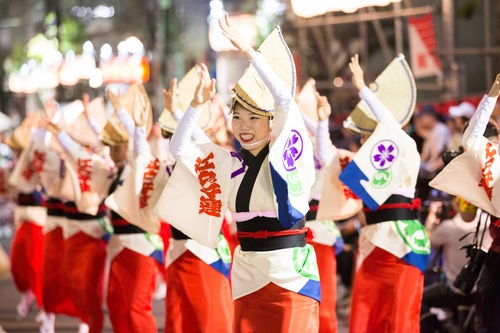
98,217 -> 114,234
145,234 -> 164,251
286,169 -> 304,196
321,220 -> 341,237
371,169 -> 392,189
293,245 -> 319,280
395,220 -> 430,255
215,234 -> 232,264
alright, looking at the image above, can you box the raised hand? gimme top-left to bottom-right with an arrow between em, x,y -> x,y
82,93 -> 91,118
43,97 -> 57,122
106,88 -> 122,112
488,73 -> 500,98
132,91 -> 148,127
315,90 -> 332,122
162,78 -> 178,115
190,63 -> 216,109
219,13 -> 256,60
41,117 -> 61,136
349,54 -> 366,91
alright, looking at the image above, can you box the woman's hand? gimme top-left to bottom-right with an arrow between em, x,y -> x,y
219,13 -> 257,60
162,78 -> 178,115
106,89 -> 122,111
349,54 -> 366,92
132,91 -> 148,127
41,117 -> 61,136
313,82 -> 332,121
82,93 -> 92,119
190,63 -> 216,109
43,97 -> 57,122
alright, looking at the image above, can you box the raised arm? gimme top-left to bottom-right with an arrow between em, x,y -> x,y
162,80 -> 210,145
314,89 -> 335,165
219,13 -> 292,110
107,89 -> 135,136
82,93 -> 104,136
131,90 -> 151,157
350,54 -> 390,123
169,64 -> 216,159
462,74 -> 500,150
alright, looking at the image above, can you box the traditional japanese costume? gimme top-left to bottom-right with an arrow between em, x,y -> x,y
53,99 -> 112,333
101,86 -> 164,333
296,82 -> 353,333
339,55 -> 429,333
158,27 -> 320,332
430,90 -> 500,332
28,124 -> 80,319
7,116 -> 46,312
112,67 -> 233,333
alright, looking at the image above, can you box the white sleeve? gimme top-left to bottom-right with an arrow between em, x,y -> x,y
173,109 -> 210,145
87,117 -> 102,136
133,125 -> 150,158
169,105 -> 201,159
116,108 -> 135,136
301,114 -> 317,134
462,95 -> 497,150
250,52 -> 292,110
316,119 -> 334,165
358,86 -> 391,123
30,127 -> 46,143
56,131 -> 80,154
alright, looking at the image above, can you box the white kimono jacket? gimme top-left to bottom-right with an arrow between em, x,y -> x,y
339,87 -> 430,272
156,53 -> 320,301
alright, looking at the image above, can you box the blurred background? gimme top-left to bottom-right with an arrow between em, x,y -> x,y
0,0 -> 499,125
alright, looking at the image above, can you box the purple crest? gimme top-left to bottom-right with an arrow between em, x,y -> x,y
282,130 -> 304,171
370,140 -> 399,170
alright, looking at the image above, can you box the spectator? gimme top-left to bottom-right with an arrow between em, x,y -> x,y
414,106 -> 450,201
421,198 -> 492,332
446,101 -> 475,151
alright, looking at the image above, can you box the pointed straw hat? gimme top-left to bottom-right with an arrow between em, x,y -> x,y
296,79 -> 318,124
5,112 -> 41,150
63,98 -> 108,148
343,54 -> 417,134
119,83 -> 153,136
100,115 -> 130,146
157,66 -> 213,134
230,26 -> 296,116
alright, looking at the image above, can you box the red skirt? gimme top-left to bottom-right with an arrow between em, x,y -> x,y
157,222 -> 171,280
165,250 -> 233,333
349,247 -> 424,333
64,231 -> 106,333
234,282 -> 319,333
10,221 -> 44,307
41,226 -> 80,317
311,242 -> 338,333
107,248 -> 159,333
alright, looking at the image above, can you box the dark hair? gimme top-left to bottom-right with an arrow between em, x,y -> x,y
483,121 -> 498,139
415,105 -> 437,119
462,120 -> 498,139
161,129 -> 173,139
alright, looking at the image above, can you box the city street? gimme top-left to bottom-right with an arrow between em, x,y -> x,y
0,231 -> 165,333
0,231 -> 349,333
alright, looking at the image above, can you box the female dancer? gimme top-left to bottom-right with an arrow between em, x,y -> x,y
163,14 -> 320,332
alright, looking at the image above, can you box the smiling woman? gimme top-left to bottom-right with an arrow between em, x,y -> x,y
158,14 -> 319,333
231,104 -> 271,154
